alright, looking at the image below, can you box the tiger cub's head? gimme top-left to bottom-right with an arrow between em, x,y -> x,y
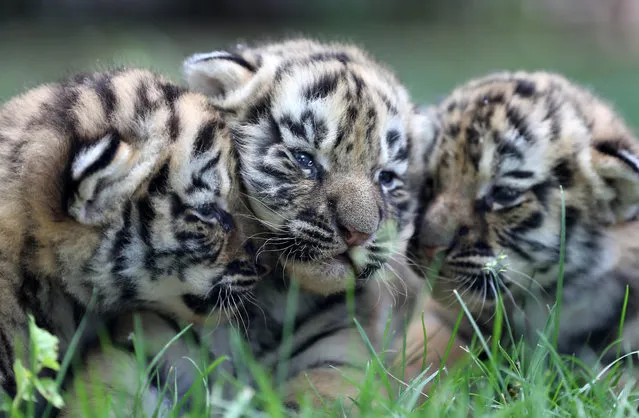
183,39 -> 420,295
19,70 -> 260,322
410,72 -> 639,311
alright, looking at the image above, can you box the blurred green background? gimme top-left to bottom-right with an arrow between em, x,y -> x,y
1,0 -> 639,126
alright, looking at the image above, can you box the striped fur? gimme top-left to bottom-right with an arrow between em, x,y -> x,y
64,39 -> 425,415
184,38 -> 417,295
182,39 -> 423,408
396,71 -> 639,394
0,68 -> 260,405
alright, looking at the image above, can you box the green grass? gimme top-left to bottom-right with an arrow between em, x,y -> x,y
6,258 -> 639,418
2,16 -> 639,418
7,305 -> 638,417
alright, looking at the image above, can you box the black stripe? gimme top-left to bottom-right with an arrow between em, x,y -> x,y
498,141 -> 524,160
564,206 -> 581,238
393,146 -> 408,163
531,180 -> 552,208
502,170 -> 534,179
17,236 -> 55,333
198,53 -> 257,73
304,74 -> 339,100
193,120 -> 219,157
506,106 -> 533,143
8,141 -> 26,172
298,227 -> 334,244
148,162 -> 170,195
279,115 -> 307,141
376,90 -> 398,114
545,96 -> 562,140
552,158 -> 574,188
182,287 -> 224,315
288,326 -> 346,361
595,141 -> 639,174
224,260 -> 258,278
258,164 -> 291,182
111,200 -> 134,277
0,328 -> 16,398
309,52 -> 350,65
513,79 -> 536,98
291,291 -> 359,333
500,232 -> 534,261
198,153 -> 221,177
93,73 -> 117,117
74,132 -> 121,182
36,85 -> 79,135
159,83 -> 183,142
137,197 -> 155,246
511,211 -> 543,234
478,92 -> 505,106
333,106 -> 357,150
296,210 -> 333,234
159,82 -> 184,105
386,129 -> 401,148
246,95 -> 272,125
187,173 -> 212,195
300,109 -> 327,149
134,79 -> 152,120
365,107 -> 377,145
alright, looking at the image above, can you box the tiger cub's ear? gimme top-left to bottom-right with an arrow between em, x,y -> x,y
183,50 -> 258,99
407,105 -> 440,186
67,133 -> 141,226
591,137 -> 639,224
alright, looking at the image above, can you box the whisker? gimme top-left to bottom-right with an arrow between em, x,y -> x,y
239,191 -> 293,222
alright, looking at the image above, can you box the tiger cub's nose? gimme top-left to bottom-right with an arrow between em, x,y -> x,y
342,225 -> 373,247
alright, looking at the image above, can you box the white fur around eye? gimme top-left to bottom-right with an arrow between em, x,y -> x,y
491,195 -> 527,212
377,169 -> 400,190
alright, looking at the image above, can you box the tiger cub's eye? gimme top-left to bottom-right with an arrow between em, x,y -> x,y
491,186 -> 521,206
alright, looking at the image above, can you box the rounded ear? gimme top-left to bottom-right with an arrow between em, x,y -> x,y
410,105 -> 440,153
407,105 -> 440,181
183,51 -> 258,98
591,137 -> 639,223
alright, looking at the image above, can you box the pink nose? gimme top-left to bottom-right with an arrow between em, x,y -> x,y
344,228 -> 373,247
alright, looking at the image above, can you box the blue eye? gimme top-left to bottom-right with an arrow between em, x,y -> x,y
294,152 -> 315,169
378,170 -> 396,186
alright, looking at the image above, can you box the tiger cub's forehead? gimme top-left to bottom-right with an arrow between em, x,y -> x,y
166,91 -> 235,207
268,57 -> 411,173
435,72 -> 590,187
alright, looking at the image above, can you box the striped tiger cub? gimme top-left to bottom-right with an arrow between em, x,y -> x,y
0,68 -> 261,413
396,71 -> 639,399
64,38 -> 429,416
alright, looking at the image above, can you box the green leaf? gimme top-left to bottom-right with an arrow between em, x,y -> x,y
28,315 -> 60,372
13,359 -> 36,402
33,378 -> 64,408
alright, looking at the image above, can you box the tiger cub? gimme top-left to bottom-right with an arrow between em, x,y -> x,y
184,38 -> 424,406
395,71 -> 639,393
0,68 -> 260,407
67,38 -> 426,414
